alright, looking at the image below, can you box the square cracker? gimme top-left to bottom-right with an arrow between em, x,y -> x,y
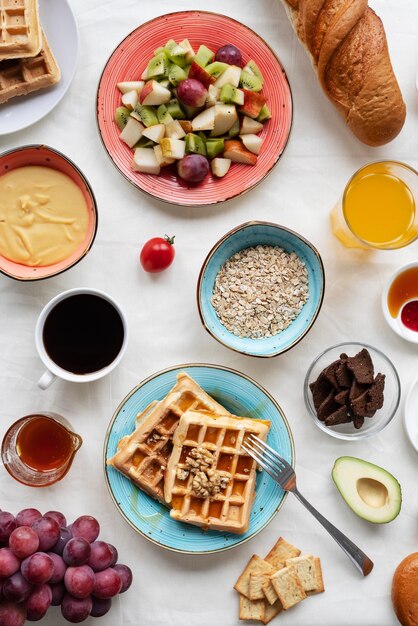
262,580 -> 279,605
264,537 -> 301,569
270,566 -> 307,610
285,555 -> 324,593
249,572 -> 271,601
234,555 -> 275,599
262,600 -> 282,624
239,595 -> 265,621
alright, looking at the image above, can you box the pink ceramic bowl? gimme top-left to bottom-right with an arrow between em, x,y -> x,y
0,144 -> 98,281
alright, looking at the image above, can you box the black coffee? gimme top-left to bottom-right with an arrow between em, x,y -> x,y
43,294 -> 124,375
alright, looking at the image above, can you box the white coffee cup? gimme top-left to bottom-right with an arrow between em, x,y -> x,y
35,288 -> 128,390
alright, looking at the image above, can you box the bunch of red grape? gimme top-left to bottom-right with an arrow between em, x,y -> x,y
0,509 -> 132,625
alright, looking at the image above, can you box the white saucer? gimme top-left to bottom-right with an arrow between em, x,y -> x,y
405,375 -> 418,453
0,0 -> 79,135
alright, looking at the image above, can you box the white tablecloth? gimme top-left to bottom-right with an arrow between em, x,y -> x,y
1,1 -> 418,625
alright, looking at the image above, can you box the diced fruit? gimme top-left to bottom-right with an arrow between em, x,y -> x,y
206,85 -> 220,108
239,90 -> 266,119
205,62 -> 229,79
177,78 -> 208,108
166,98 -> 186,120
117,81 -> 144,94
257,104 -> 272,122
220,84 -> 244,106
164,39 -> 188,68
178,38 -> 195,62
240,116 -> 264,134
157,104 -> 174,124
133,104 -> 159,127
185,133 -> 207,157
140,67 -> 148,80
158,78 -> 171,89
177,154 -> 210,183
168,63 -> 188,86
165,120 -> 186,139
210,103 -> 238,137
146,52 -> 169,78
240,133 -> 263,154
194,45 -> 214,68
153,145 -> 175,167
228,118 -> 240,137
140,80 -> 171,106
214,65 -> 241,88
215,44 -> 242,66
133,136 -> 155,149
211,157 -> 231,177
243,60 -> 264,85
160,138 -> 186,160
131,148 -> 161,175
142,123 -> 165,143
179,120 -> 193,133
191,107 -> 215,132
223,140 -> 258,165
120,118 -> 145,148
206,138 -> 224,159
121,90 -> 138,110
153,46 -> 165,56
240,70 -> 263,92
179,103 -> 202,119
188,62 -> 215,88
114,106 -> 130,131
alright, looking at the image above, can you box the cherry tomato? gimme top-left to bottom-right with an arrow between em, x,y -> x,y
140,235 -> 175,273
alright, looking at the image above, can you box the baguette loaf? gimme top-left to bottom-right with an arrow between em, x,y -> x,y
280,0 -> 406,146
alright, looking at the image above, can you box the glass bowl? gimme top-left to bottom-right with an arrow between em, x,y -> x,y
304,342 -> 401,440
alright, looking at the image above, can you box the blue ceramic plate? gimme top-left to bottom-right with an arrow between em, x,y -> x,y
197,221 -> 325,357
104,364 -> 294,554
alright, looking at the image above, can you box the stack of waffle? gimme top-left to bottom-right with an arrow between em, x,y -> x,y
108,372 -> 271,534
0,0 -> 60,104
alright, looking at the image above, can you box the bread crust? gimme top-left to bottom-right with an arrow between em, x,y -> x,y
392,553 -> 418,626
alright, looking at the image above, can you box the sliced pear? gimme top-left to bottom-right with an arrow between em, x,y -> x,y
120,117 -> 144,148
206,85 -> 220,108
332,456 -> 402,524
140,80 -> 171,106
223,140 -> 257,165
240,116 -> 264,135
142,123 -> 165,143
214,65 -> 241,88
240,134 -> 263,155
117,81 -> 144,94
164,120 -> 186,139
192,107 -> 215,132
154,145 -> 175,167
121,90 -> 138,110
211,158 -> 231,178
160,138 -> 186,160
131,148 -> 160,175
210,104 -> 238,137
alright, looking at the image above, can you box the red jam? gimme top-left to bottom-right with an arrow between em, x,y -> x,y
401,300 -> 418,332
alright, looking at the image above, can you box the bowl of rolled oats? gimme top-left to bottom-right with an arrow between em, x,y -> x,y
197,221 -> 325,357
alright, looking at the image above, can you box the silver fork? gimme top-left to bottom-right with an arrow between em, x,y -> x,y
242,434 -> 373,576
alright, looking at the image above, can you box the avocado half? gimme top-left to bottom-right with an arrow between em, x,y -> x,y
332,456 -> 402,524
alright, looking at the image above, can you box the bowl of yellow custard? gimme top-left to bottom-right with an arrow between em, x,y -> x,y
0,145 -> 98,281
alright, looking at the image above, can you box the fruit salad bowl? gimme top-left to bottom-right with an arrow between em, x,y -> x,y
96,11 -> 293,206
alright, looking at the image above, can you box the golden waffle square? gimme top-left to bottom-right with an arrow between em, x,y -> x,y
0,0 -> 41,60
0,30 -> 60,104
107,373 -> 230,504
164,409 -> 270,534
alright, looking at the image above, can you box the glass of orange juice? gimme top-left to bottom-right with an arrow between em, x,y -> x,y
331,161 -> 418,249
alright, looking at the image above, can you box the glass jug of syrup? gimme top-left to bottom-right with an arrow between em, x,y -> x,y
1,413 -> 82,487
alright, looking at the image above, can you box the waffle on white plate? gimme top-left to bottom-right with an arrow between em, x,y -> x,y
107,373 -> 230,504
0,0 -> 41,60
0,30 -> 60,104
164,409 -> 270,534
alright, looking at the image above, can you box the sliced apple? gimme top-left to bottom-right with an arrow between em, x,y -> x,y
240,116 -> 264,134
210,104 -> 238,137
140,80 -> 171,106
154,144 -> 175,167
211,158 -> 231,178
120,117 -> 144,148
240,134 -> 263,154
223,140 -> 257,165
206,85 -> 220,108
117,81 -> 144,94
179,38 -> 195,62
179,120 -> 193,134
165,120 -> 186,139
214,65 -> 241,88
239,90 -> 266,119
188,61 -> 215,88
140,67 -> 148,80
160,138 -> 186,160
142,123 -> 165,143
192,107 -> 215,132
121,90 -> 138,110
131,148 -> 160,175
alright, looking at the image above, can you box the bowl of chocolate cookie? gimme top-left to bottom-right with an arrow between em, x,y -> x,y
304,342 -> 401,440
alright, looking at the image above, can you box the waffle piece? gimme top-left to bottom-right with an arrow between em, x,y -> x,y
0,30 -> 60,104
165,409 -> 270,534
107,373 -> 229,504
0,0 -> 41,60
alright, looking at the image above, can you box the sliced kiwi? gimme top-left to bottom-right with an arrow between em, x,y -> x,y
206,138 -> 224,159
133,136 -> 155,149
185,133 -> 207,157
194,45 -> 214,68
239,70 -> 262,92
114,106 -> 130,131
133,104 -> 158,127
205,61 -> 228,79
168,63 -> 188,86
164,39 -> 188,68
157,104 -> 174,124
228,118 -> 240,137
220,84 -> 244,106
153,46 -> 165,56
243,60 -> 264,84
257,104 -> 271,122
166,98 -> 186,120
147,52 -> 169,79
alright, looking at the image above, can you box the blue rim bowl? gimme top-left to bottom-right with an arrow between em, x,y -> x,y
197,221 -> 325,358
